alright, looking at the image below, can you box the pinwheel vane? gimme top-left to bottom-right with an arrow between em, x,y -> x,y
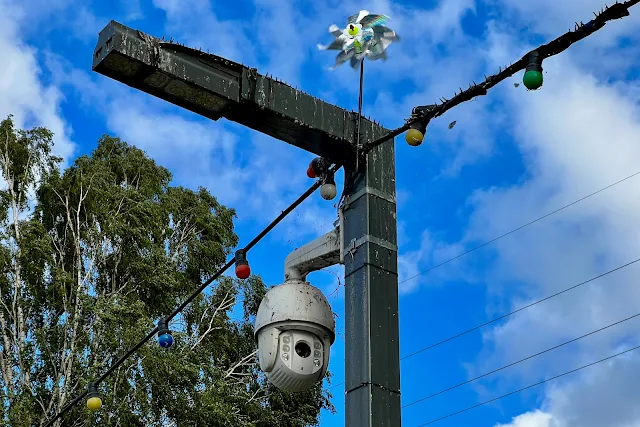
317,10 -> 400,70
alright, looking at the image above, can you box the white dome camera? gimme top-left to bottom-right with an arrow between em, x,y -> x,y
254,280 -> 336,392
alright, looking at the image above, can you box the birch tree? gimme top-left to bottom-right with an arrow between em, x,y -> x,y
0,116 -> 334,427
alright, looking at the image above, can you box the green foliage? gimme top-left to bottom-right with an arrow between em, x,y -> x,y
0,116 -> 334,427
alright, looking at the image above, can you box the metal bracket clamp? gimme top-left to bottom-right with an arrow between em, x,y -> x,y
342,186 -> 396,211
345,235 -> 398,260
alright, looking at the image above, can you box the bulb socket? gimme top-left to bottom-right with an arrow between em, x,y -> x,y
409,121 -> 426,134
87,382 -> 99,399
309,157 -> 329,178
157,318 -> 170,336
235,249 -> 248,267
525,51 -> 543,73
322,173 -> 336,186
235,249 -> 251,279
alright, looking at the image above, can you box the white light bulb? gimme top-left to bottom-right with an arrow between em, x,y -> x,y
320,183 -> 337,200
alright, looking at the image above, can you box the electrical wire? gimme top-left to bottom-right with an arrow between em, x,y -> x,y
399,170 -> 640,286
326,169 -> 640,390
38,2 -> 640,422
360,0 -> 639,154
414,343 -> 640,426
41,164 -> 340,427
403,311 -> 640,409
327,256 -> 640,391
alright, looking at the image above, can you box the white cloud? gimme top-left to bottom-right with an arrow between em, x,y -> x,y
251,0 -> 309,85
496,352 -> 640,427
104,92 -> 337,241
491,0 -> 640,45
0,0 -> 75,163
397,230 -> 469,294
495,410 -> 556,427
543,353 -> 640,427
5,0 -> 640,426
44,31 -> 337,246
432,9 -> 640,427
4,0 -> 106,44
151,0 -> 257,65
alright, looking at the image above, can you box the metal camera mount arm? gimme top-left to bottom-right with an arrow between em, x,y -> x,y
284,222 -> 343,282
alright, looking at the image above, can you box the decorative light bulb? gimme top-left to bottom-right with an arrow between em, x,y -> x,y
320,183 -> 337,200
158,333 -> 174,348
523,70 -> 543,90
87,396 -> 102,411
307,166 -> 316,178
523,51 -> 544,90
157,318 -> 174,348
405,128 -> 424,146
320,174 -> 337,200
235,249 -> 251,279
235,264 -> 250,279
86,383 -> 102,411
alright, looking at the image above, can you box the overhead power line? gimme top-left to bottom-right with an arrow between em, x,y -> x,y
414,343 -> 640,426
327,169 -> 640,391
403,311 -> 640,408
361,0 -> 640,154
398,258 -> 640,358
42,164 -> 340,427
327,256 -> 640,391
400,170 -> 640,286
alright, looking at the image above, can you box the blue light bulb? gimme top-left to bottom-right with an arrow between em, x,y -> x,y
158,333 -> 174,348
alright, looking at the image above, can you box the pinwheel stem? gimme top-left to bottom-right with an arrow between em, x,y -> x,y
357,60 -> 364,146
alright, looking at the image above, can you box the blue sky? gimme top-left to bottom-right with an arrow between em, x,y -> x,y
2,0 -> 640,426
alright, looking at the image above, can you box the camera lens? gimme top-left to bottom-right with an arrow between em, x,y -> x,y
294,342 -> 312,358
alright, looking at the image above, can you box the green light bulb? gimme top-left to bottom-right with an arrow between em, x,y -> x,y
523,70 -> 543,90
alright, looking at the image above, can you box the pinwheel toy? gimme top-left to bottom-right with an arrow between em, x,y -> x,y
317,10 -> 400,201
318,10 -> 400,70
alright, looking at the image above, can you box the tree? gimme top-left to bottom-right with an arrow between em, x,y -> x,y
0,115 -> 335,427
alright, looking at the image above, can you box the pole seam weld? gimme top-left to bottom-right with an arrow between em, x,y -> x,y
343,186 -> 396,209
345,382 -> 401,395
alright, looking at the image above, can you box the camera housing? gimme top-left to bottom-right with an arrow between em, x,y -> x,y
254,279 -> 335,392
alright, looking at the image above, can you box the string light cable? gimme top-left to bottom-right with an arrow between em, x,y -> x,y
359,1 -> 639,154
415,343 -> 640,426
40,0 -> 640,421
403,310 -> 640,409
42,164 -> 341,427
327,255 -> 640,391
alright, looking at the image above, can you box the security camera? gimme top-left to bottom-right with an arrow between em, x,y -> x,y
254,280 -> 335,392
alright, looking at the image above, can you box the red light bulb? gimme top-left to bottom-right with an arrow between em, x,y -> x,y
235,264 -> 251,279
307,166 -> 316,178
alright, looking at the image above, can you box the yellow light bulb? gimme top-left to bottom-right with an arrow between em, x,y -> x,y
87,396 -> 102,411
405,128 -> 424,146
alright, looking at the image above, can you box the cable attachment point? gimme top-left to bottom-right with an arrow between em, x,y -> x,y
86,382 -> 102,411
306,157 -> 337,200
523,51 -> 544,90
157,318 -> 174,348
405,105 -> 435,147
306,156 -> 330,179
